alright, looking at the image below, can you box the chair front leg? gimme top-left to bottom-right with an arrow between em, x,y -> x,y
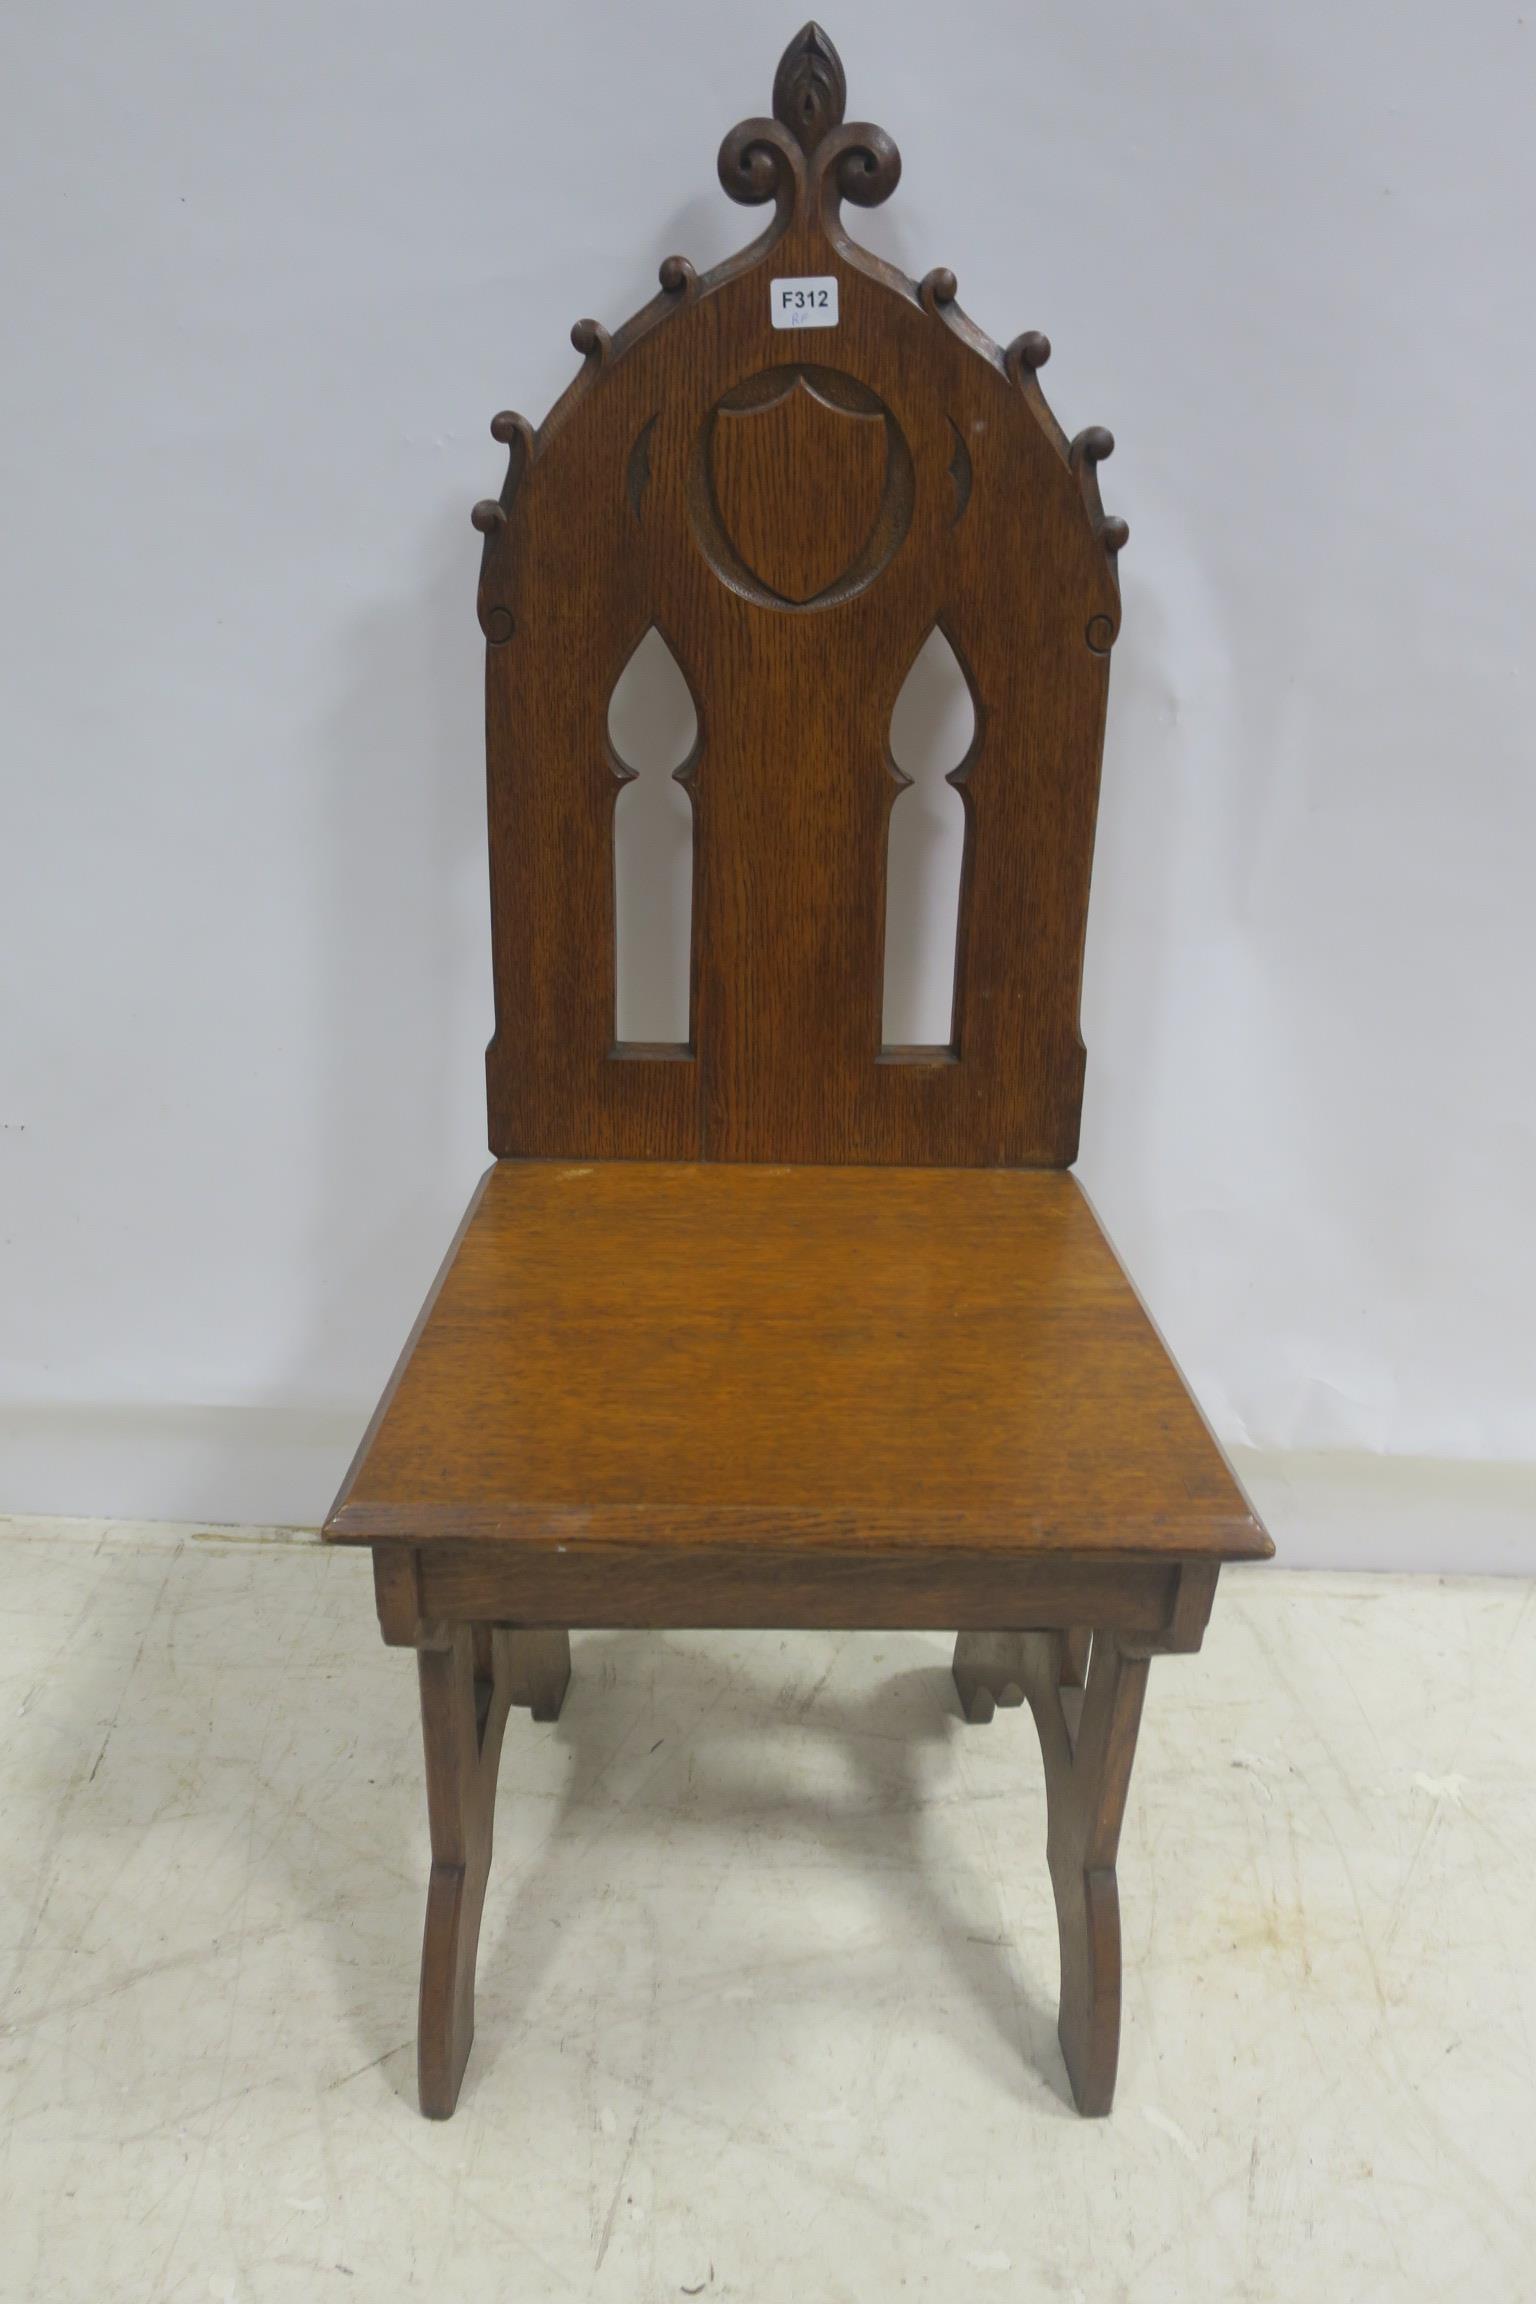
953,1628 -> 1149,2115
415,1625 -> 572,2116
417,1624 -> 511,2116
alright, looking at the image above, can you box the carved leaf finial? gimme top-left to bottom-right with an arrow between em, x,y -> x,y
720,25 -> 898,215
773,21 -> 847,149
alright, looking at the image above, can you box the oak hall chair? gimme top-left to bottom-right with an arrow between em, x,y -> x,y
324,23 -> 1272,2120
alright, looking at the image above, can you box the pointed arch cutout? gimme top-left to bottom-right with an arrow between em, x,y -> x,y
607,626 -> 699,1049
880,624 -> 978,1053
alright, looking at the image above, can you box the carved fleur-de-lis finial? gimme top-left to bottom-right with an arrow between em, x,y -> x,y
773,21 -> 847,150
722,23 -> 897,212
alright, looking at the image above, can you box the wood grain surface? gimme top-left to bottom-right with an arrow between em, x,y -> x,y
326,1160 -> 1268,1562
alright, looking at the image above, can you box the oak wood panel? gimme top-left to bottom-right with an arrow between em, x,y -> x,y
404,1546 -> 1190,1638
325,1160 -> 1270,1562
472,29 -> 1128,1166
374,1548 -> 1216,1650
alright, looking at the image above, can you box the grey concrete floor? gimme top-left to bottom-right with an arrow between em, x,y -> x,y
2,1519 -> 1533,2301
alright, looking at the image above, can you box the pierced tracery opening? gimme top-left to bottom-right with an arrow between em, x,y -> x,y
880,625 -> 977,1054
607,626 -> 698,1050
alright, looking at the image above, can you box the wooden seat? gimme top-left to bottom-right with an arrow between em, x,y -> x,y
331,1160 -> 1264,1580
323,22 -> 1271,2123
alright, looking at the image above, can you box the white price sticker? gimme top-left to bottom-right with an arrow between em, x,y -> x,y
770,275 -> 840,330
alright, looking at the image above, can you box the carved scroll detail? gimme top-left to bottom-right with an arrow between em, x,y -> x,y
658,254 -> 698,302
1069,426 -> 1130,621
820,118 -> 902,212
717,115 -> 803,215
472,410 -> 533,643
569,316 -> 611,367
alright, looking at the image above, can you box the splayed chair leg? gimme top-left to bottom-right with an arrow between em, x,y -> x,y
953,1626 -> 1149,2115
416,1624 -> 571,2117
417,1624 -> 510,2117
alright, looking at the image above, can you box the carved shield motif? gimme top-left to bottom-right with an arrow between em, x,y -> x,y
707,373 -> 891,604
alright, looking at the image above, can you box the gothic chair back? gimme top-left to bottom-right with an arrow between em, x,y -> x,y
471,21 -> 1127,1166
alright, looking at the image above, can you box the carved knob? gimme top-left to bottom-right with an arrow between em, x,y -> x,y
470,500 -> 507,534
1075,425 -> 1116,467
1008,330 -> 1052,373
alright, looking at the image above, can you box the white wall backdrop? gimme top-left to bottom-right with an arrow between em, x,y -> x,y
2,0 -> 1533,1562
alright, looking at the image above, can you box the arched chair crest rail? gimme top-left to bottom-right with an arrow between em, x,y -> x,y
323,21 -> 1272,2121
